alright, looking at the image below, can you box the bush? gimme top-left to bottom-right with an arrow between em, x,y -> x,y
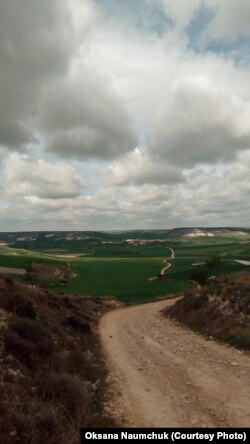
4,318 -> 54,368
207,256 -> 222,269
0,287 -> 36,319
37,373 -> 89,414
4,332 -> 35,368
191,269 -> 208,285
15,298 -> 36,319
10,318 -> 54,358
34,406 -> 64,441
65,315 -> 91,334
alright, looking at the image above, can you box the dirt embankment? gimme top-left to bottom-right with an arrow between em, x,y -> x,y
166,274 -> 250,350
100,298 -> 250,427
27,261 -> 75,280
0,267 -> 26,276
0,277 -> 120,444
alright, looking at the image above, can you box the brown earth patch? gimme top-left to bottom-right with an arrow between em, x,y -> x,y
0,267 -> 26,276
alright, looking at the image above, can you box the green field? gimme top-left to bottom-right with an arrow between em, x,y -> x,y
0,230 -> 249,303
54,258 -> 189,303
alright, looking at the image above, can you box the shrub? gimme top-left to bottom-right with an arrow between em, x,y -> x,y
1,289 -> 36,319
34,405 -> 65,441
65,315 -> 91,334
10,318 -> 54,358
4,318 -> 54,368
206,256 -> 221,269
37,373 -> 89,414
4,332 -> 35,368
16,298 -> 36,319
191,269 -> 208,285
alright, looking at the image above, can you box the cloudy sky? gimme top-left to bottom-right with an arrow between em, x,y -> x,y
0,0 -> 250,231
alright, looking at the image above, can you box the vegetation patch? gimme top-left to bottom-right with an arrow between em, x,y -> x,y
164,272 -> 250,350
0,277 -> 120,443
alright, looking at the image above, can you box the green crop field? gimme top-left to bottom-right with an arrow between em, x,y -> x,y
0,230 -> 249,303
53,258 -> 189,303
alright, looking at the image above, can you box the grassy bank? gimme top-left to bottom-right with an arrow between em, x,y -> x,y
0,277 -> 119,443
164,272 -> 250,350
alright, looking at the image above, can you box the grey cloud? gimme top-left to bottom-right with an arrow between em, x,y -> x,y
150,77 -> 250,167
38,65 -> 137,160
0,0 -> 92,149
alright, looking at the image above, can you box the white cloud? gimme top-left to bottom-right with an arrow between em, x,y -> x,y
161,0 -> 250,41
104,147 -> 184,185
83,19 -> 250,169
2,153 -> 84,199
150,74 -> 250,166
161,0 -> 202,29
205,0 -> 250,42
1,150 -> 249,230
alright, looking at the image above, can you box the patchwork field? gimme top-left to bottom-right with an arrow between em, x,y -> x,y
0,229 -> 249,303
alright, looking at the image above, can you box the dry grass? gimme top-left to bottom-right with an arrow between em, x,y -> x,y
0,277 -> 119,443
164,272 -> 250,350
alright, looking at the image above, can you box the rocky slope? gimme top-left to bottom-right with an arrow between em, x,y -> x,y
0,277 -> 120,444
165,272 -> 250,350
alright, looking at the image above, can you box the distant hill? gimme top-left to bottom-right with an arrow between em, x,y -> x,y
168,227 -> 250,239
0,227 -> 249,249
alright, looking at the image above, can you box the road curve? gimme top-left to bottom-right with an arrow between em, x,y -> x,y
99,299 -> 250,427
160,247 -> 175,275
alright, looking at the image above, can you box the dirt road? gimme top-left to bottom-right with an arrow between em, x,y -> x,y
160,247 -> 175,276
99,299 -> 250,427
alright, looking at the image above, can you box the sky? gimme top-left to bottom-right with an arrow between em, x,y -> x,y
0,0 -> 250,231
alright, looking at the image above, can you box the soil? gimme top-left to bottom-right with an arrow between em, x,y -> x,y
0,267 -> 26,275
100,299 -> 250,427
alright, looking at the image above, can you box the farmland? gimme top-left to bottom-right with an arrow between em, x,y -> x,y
0,229 -> 249,303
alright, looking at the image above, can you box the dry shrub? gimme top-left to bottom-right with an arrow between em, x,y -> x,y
37,373 -> 90,415
10,318 -> 53,353
4,317 -> 54,368
64,315 -> 91,334
2,292 -> 36,319
4,332 -> 35,368
165,277 -> 250,350
0,278 -> 36,319
0,278 -> 118,443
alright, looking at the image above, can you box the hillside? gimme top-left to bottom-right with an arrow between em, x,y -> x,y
0,227 -> 249,251
0,277 -> 120,444
165,272 -> 250,350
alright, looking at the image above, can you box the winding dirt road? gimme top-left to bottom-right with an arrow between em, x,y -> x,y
99,299 -> 250,427
160,247 -> 175,275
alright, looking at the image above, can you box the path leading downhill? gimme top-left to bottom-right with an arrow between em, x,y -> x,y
99,299 -> 250,427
